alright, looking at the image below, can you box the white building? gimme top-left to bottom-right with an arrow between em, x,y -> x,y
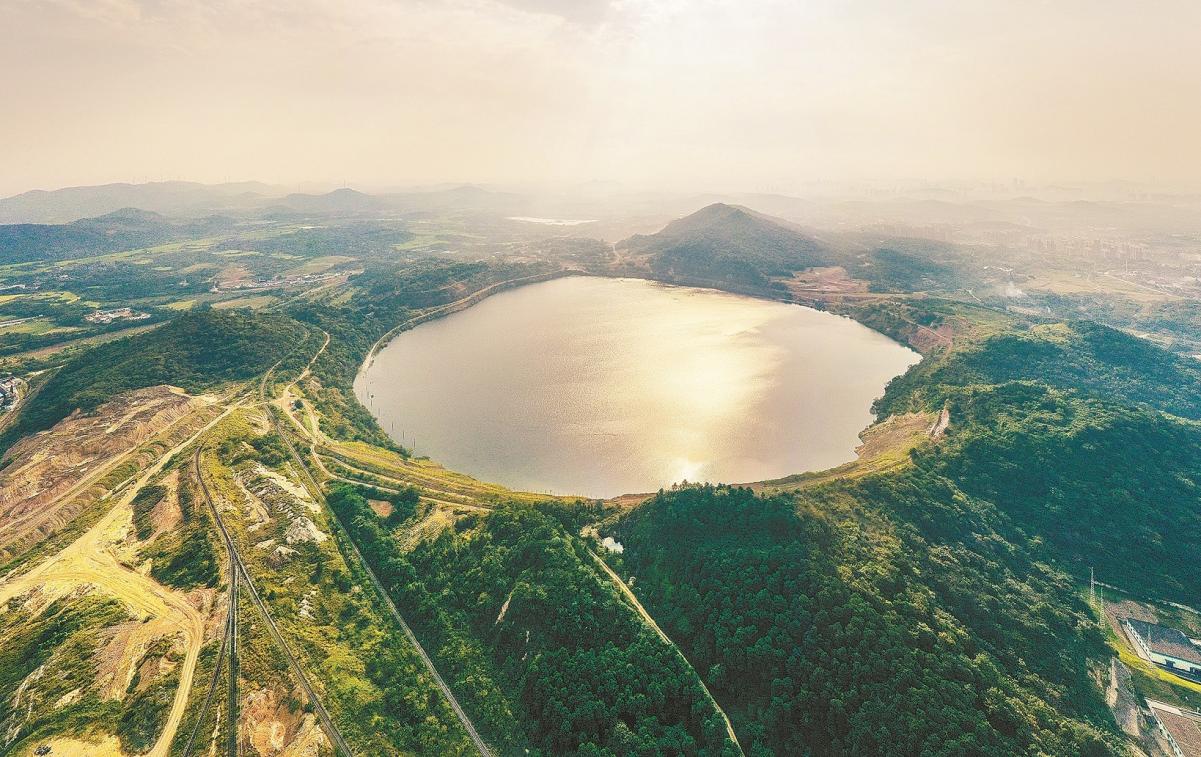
1124,618 -> 1201,679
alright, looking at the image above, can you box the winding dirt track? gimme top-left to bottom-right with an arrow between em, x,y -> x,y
0,536 -> 204,757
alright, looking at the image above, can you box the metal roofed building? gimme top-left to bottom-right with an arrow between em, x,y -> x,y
1148,700 -> 1201,757
1124,618 -> 1201,680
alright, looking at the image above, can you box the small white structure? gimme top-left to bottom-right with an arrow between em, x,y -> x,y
0,376 -> 20,409
600,536 -> 624,554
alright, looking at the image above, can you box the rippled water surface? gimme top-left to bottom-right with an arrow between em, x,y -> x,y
356,276 -> 919,497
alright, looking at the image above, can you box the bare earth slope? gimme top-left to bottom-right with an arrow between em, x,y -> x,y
0,386 -> 215,563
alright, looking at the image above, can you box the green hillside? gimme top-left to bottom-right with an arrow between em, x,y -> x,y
621,203 -> 830,289
0,210 -> 232,264
1,307 -> 310,449
331,488 -> 739,756
618,204 -> 980,294
925,383 -> 1201,604
878,320 -> 1201,419
613,482 -> 1119,756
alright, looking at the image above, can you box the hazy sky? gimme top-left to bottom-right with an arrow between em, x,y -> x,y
3,0 -> 1200,195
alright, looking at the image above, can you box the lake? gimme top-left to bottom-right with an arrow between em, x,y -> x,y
356,276 -> 920,498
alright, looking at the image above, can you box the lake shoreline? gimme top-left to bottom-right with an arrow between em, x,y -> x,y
356,276 -> 920,498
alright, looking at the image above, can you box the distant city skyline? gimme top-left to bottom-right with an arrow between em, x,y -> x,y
4,1 -> 1201,196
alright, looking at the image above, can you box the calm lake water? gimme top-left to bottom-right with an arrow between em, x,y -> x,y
356,276 -> 919,498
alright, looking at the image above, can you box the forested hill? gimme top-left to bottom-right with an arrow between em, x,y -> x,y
331,488 -> 740,756
617,203 -> 980,294
877,319 -> 1201,420
0,210 -> 232,264
619,203 -> 830,290
0,307 -> 314,450
607,313 -> 1201,755
922,382 -> 1201,602
866,315 -> 1201,603
614,483 -> 1118,756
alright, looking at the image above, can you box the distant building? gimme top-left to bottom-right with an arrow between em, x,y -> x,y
0,376 -> 19,409
85,307 -> 151,325
1124,618 -> 1201,680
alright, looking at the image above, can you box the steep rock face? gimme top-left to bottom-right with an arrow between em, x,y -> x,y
0,386 -> 204,560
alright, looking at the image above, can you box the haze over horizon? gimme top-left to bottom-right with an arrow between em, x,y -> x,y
4,0 -> 1201,197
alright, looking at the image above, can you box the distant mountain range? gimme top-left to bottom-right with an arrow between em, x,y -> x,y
272,187 -> 388,214
0,182 -> 532,224
9,180 -> 1201,241
0,181 -> 280,224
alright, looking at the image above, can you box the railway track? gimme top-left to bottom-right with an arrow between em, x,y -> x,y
227,550 -> 239,757
192,448 -> 355,757
589,551 -> 743,753
260,340 -> 493,756
178,612 -> 229,757
180,552 -> 235,757
320,486 -> 493,756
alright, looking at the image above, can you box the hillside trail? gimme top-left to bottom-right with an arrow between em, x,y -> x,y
0,397 -> 242,757
273,329 -> 333,446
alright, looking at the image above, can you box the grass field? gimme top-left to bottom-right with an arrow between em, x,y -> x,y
212,294 -> 278,310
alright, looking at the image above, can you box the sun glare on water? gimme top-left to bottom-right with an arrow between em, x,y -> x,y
357,276 -> 919,497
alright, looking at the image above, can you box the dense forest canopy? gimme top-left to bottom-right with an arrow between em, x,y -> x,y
0,210 -> 231,264
329,486 -> 738,756
877,320 -> 1201,419
613,483 -> 1119,756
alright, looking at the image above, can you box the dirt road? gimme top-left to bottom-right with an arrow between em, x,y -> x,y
0,396 -> 242,757
588,551 -> 743,754
0,495 -> 203,757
